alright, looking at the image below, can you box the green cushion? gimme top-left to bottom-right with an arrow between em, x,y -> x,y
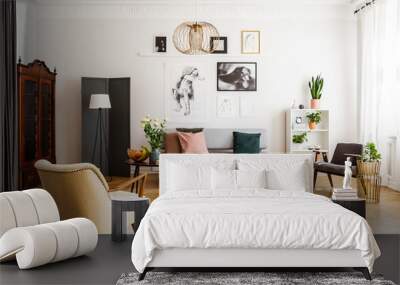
233,132 -> 261,154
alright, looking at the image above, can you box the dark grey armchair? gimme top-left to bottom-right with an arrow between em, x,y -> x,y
314,143 -> 363,189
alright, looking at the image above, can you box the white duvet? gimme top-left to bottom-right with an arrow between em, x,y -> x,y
131,190 -> 380,273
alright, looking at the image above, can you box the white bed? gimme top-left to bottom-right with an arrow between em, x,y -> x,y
131,154 -> 380,280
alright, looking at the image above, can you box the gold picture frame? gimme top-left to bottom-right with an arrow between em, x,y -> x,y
241,30 -> 260,54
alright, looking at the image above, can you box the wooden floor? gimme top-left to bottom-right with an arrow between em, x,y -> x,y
141,172 -> 400,234
314,174 -> 400,234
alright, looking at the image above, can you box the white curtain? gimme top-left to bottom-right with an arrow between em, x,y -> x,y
358,0 -> 400,189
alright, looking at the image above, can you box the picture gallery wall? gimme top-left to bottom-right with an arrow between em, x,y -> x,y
153,29 -> 260,123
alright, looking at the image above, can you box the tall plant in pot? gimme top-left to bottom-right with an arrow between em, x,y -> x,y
306,111 -> 321,130
141,116 -> 166,163
308,74 -> 324,109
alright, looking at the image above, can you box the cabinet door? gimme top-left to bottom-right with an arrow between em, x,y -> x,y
39,80 -> 53,159
21,77 -> 39,163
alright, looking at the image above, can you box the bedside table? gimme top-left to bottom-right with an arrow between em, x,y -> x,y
332,198 -> 366,218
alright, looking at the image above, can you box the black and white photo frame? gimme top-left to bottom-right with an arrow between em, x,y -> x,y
217,62 -> 257,91
154,36 -> 167,53
210,36 -> 227,54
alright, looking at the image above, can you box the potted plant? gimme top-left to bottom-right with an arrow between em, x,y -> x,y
292,132 -> 308,144
140,116 -> 166,163
357,142 -> 382,175
306,111 -> 321,130
308,74 -> 324,109
357,142 -> 382,203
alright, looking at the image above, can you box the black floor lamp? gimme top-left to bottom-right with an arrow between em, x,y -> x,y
89,94 -> 111,176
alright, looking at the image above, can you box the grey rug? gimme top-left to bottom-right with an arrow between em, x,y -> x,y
116,272 -> 396,285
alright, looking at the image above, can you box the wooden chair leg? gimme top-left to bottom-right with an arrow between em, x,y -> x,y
327,174 -> 334,187
313,170 -> 318,190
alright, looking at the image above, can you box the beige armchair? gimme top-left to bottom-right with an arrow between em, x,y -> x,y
34,160 -> 147,234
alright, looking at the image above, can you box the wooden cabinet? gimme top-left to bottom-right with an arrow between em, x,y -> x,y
17,60 -> 56,189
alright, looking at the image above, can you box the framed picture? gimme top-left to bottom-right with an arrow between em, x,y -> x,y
241,30 -> 260,54
165,63 -> 208,123
217,62 -> 257,91
210,36 -> 227,54
217,95 -> 239,117
154,36 -> 167,53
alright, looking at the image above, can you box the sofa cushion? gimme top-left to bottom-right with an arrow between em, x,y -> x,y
164,133 -> 182,153
233,132 -> 261,154
176,128 -> 204,133
177,132 -> 209,154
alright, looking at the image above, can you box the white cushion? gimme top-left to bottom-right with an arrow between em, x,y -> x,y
236,170 -> 267,189
24,189 -> 60,223
42,221 -> 79,262
0,196 -> 17,237
237,157 -> 312,192
212,168 -> 237,190
167,163 -> 212,191
0,192 -> 39,227
266,162 -> 308,191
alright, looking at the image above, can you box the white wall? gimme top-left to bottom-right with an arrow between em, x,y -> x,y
17,0 -> 358,163
16,0 -> 36,62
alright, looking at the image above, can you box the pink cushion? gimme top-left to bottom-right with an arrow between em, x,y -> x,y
177,132 -> 209,154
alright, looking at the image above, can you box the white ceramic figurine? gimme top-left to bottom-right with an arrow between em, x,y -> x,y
343,157 -> 353,189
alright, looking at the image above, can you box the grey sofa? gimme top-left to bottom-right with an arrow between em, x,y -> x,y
166,128 -> 267,153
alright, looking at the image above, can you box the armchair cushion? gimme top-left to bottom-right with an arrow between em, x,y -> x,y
331,143 -> 363,165
315,162 -> 358,177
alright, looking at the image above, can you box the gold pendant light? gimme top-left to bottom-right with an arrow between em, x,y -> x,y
173,1 -> 219,55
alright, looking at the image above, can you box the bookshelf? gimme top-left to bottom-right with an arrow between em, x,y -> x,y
286,109 -> 330,153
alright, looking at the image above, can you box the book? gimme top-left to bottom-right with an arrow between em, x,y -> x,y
333,193 -> 358,197
332,195 -> 360,201
333,188 -> 357,193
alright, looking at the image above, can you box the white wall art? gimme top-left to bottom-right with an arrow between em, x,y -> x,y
240,96 -> 260,117
217,95 -> 239,118
241,30 -> 260,54
165,63 -> 208,123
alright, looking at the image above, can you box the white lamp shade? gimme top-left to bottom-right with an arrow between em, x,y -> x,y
89,94 -> 111,109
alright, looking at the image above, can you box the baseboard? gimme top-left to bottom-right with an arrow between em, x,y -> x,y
388,181 -> 400,192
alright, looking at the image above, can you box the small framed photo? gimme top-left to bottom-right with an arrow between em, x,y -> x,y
241,30 -> 260,54
217,62 -> 257,91
154,36 -> 167,53
210,36 -> 227,54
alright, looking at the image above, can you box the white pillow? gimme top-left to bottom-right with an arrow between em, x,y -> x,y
236,169 -> 267,189
266,162 -> 308,191
212,168 -> 237,190
167,163 -> 212,191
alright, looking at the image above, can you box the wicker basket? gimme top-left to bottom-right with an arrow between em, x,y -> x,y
357,160 -> 381,203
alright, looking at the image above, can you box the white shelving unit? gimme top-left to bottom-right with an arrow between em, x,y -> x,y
286,109 -> 330,153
